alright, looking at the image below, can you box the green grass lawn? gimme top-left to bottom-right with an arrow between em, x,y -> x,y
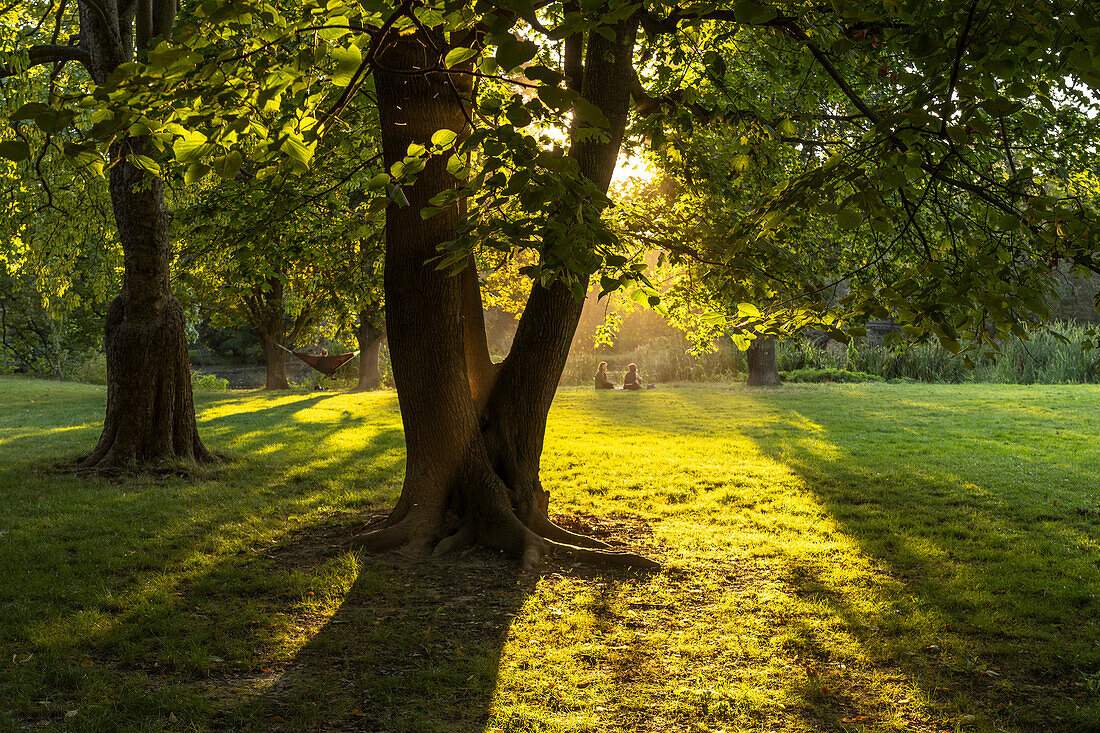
1,377 -> 1098,732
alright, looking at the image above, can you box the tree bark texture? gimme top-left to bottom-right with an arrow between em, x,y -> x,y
80,137 -> 214,468
352,316 -> 385,392
746,337 -> 781,386
358,21 -> 653,568
479,17 -> 640,531
76,0 -> 212,469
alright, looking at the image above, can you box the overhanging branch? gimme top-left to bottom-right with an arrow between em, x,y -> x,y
0,44 -> 91,78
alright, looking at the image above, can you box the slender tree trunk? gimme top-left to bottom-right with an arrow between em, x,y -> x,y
76,0 -> 212,469
352,316 -> 384,392
479,17 -> 639,535
746,337 -> 781,386
254,279 -> 290,390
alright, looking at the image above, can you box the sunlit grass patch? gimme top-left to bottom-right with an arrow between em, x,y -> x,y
0,378 -> 1098,731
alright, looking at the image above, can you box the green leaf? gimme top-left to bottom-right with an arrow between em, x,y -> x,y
331,44 -> 362,87
444,47 -> 478,68
126,153 -> 161,176
431,128 -> 458,149
10,102 -> 75,133
184,162 -> 210,183
837,208 -> 862,229
173,130 -> 211,164
734,1 -> 778,24
524,65 -> 564,85
318,15 -> 351,40
574,97 -> 609,128
737,302 -> 761,319
536,85 -> 573,112
0,140 -> 30,162
495,37 -> 538,71
211,150 -> 242,179
281,133 -> 316,169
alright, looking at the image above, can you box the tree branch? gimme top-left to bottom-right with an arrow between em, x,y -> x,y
783,23 -> 881,124
0,44 -> 91,78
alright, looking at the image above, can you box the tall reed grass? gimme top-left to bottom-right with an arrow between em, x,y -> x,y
563,322 -> 1099,385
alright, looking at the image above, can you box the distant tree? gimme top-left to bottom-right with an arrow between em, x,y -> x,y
179,167 -> 377,390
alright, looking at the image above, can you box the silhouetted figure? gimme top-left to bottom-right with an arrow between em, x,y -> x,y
622,363 -> 643,390
594,361 -> 615,389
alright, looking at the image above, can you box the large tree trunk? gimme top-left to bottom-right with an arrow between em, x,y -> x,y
80,138 -> 214,468
77,0 -> 213,469
352,315 -> 384,392
357,20 -> 652,568
746,337 -> 781,386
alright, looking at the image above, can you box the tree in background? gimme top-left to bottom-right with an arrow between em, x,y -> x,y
1,0 -> 213,468
179,168 -> 376,390
619,1 -> 1100,384
0,112 -> 120,377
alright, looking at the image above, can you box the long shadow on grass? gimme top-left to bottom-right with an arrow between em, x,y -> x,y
725,388 -> 1100,729
570,385 -> 1100,729
212,543 -> 536,732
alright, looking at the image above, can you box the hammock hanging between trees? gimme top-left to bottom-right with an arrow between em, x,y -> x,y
273,342 -> 359,377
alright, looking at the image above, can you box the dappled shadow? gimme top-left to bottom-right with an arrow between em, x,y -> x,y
202,510 -> 666,731
12,380 -> 1099,730
550,384 -> 1100,729
0,385 -> 414,730
724,385 -> 1100,729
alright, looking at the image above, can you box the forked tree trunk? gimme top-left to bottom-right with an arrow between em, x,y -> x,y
746,337 -> 781,386
358,21 -> 653,569
352,316 -> 384,392
480,17 -> 639,536
76,0 -> 213,469
80,139 -> 214,468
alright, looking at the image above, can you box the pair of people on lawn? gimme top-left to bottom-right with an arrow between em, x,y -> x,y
594,361 -> 643,390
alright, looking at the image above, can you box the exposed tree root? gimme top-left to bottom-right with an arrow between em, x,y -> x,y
64,449 -> 222,477
431,524 -> 476,558
354,506 -> 659,571
525,510 -> 611,550
351,522 -> 411,554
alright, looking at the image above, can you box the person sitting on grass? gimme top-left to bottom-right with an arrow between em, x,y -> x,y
622,363 -> 643,390
595,361 -> 616,390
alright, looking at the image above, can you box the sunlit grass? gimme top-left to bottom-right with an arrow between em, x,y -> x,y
0,377 -> 1097,731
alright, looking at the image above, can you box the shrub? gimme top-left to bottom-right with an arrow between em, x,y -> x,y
191,371 -> 229,391
780,368 -> 884,383
74,353 -> 108,385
